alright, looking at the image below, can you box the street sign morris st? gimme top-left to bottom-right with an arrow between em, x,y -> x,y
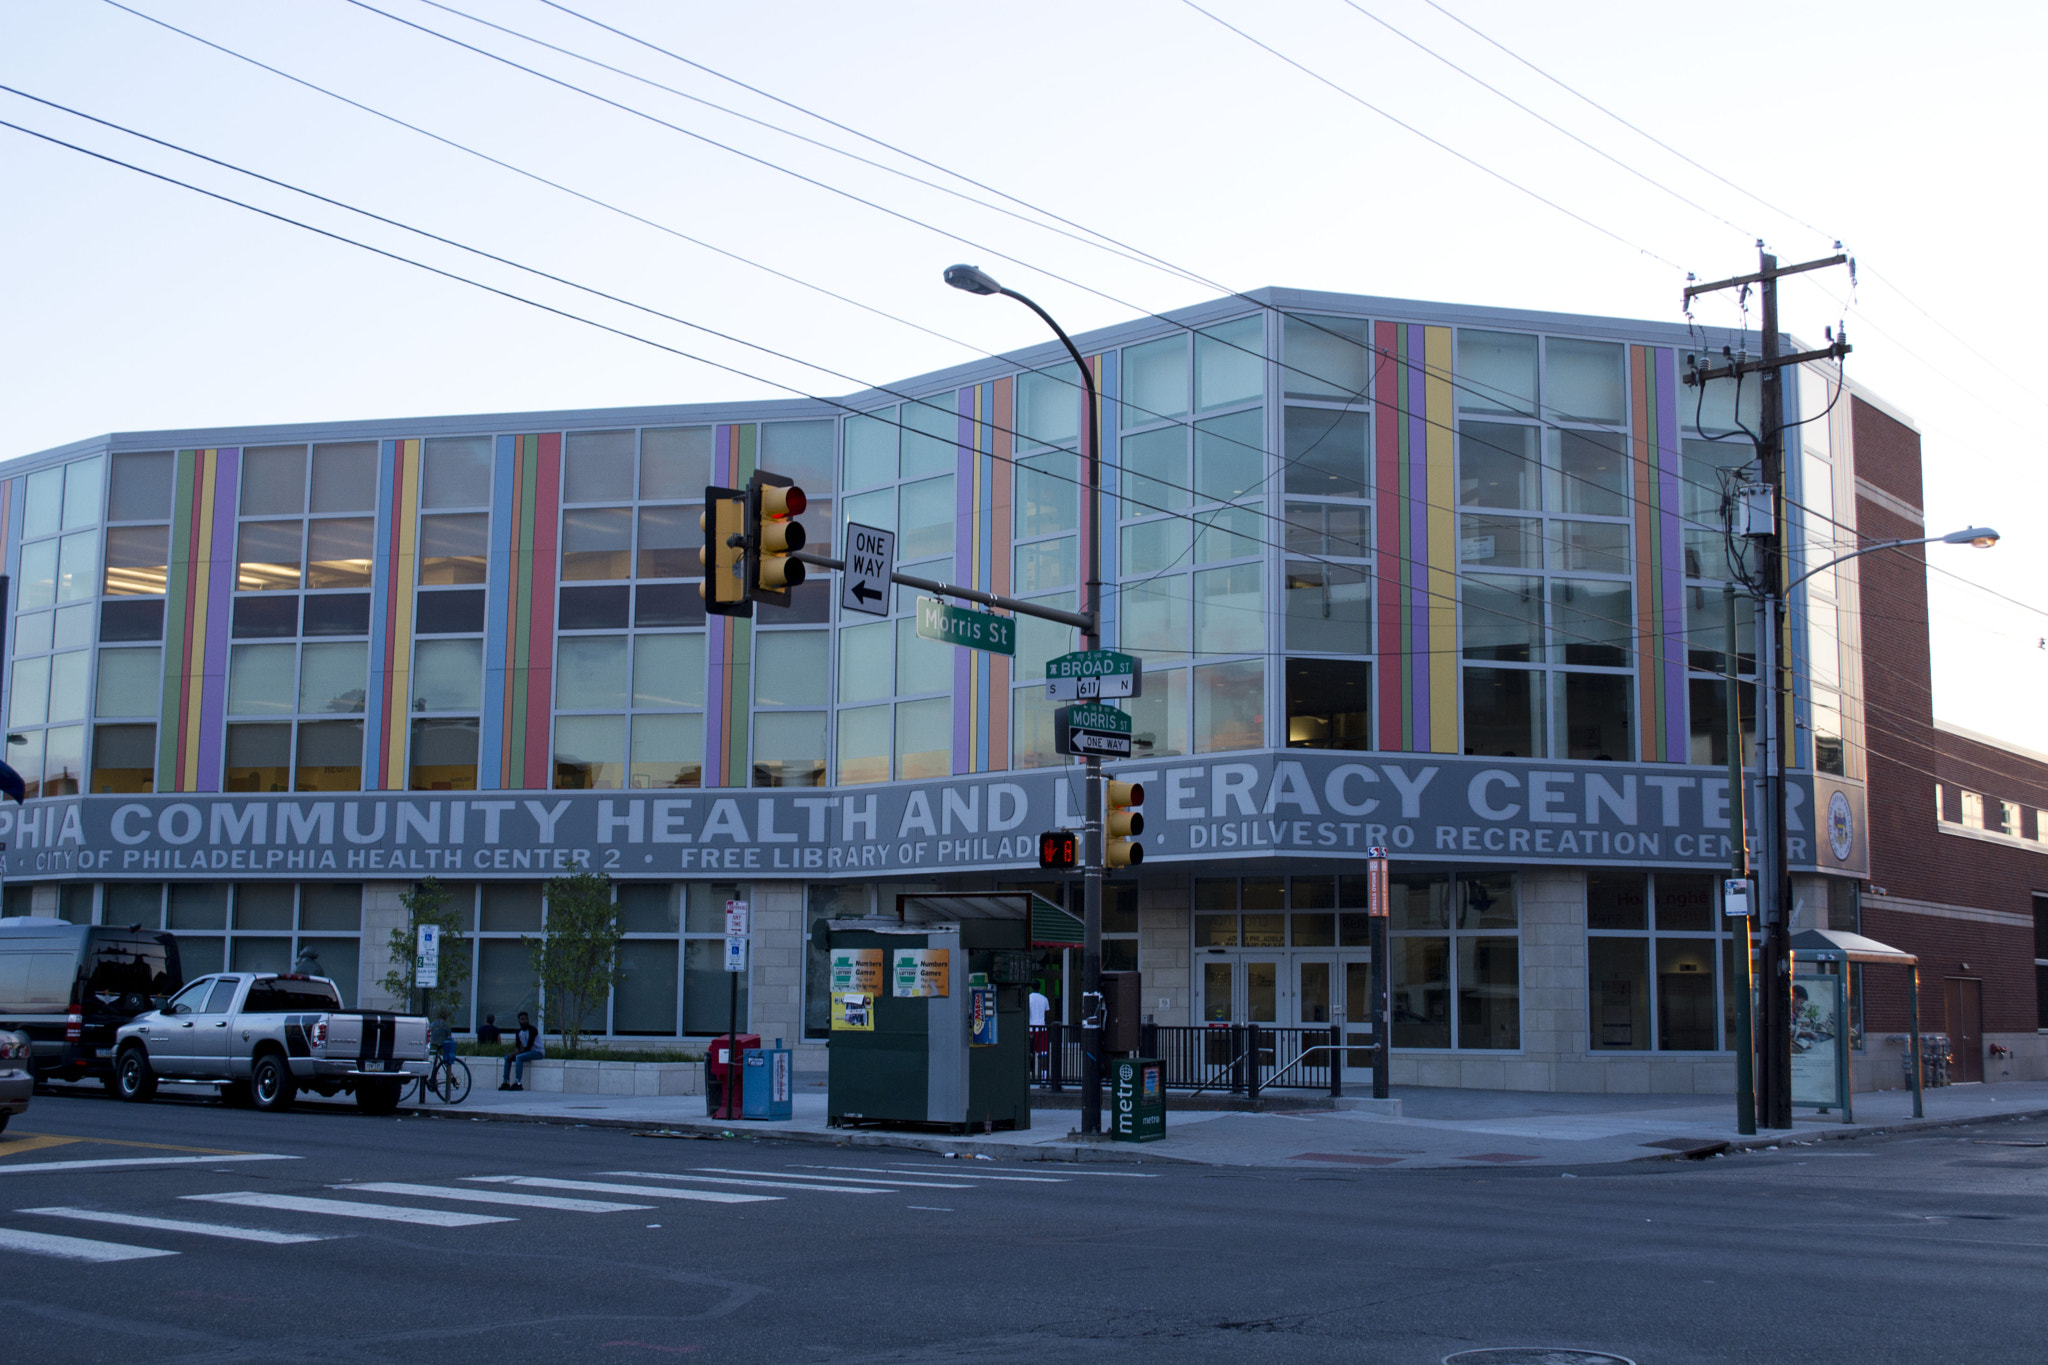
1054,702 -> 1133,758
915,597 -> 1016,655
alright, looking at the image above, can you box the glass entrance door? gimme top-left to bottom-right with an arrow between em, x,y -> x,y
1342,956 -> 1376,1073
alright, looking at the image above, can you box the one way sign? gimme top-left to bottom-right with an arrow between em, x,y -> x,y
841,523 -> 895,618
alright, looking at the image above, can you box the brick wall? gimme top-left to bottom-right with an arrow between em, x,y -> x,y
1850,395 -> 2042,1040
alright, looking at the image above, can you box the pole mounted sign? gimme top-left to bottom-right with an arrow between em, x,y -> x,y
1365,847 -> 1390,917
916,597 -> 1016,656
1044,649 -> 1142,700
415,923 -> 440,988
724,899 -> 749,973
1055,702 -> 1132,758
841,523 -> 895,618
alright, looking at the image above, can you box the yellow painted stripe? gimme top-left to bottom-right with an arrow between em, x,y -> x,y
1423,328 -> 1459,753
385,441 -> 420,787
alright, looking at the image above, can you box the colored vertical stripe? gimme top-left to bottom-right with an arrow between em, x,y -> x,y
1423,327 -> 1457,754
1630,346 -> 1688,764
376,441 -> 421,789
1370,324 -> 1456,753
522,435 -> 560,789
196,447 -> 239,790
718,425 -> 755,787
155,450 -> 232,791
988,376 -> 1013,771
479,434 -> 516,789
952,386 -> 974,774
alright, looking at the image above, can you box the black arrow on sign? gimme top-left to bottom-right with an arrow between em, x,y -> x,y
852,582 -> 883,604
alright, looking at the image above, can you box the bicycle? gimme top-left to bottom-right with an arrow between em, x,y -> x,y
411,1050 -> 472,1105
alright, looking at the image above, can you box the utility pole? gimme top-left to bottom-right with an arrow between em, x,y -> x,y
1684,245 -> 1851,1131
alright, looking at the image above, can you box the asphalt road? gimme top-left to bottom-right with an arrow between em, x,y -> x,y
2,1083 -> 2044,1364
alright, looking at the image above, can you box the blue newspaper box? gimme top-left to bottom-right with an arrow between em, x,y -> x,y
741,1040 -> 794,1121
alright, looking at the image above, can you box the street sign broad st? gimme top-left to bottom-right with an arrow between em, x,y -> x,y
841,522 -> 895,617
1055,702 -> 1133,758
916,596 -> 1016,655
1044,649 -> 1141,700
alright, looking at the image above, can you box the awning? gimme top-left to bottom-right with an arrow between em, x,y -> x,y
1789,928 -> 1918,966
886,892 -> 1083,947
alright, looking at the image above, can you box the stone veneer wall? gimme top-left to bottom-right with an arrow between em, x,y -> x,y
356,882 -> 410,1012
1140,870 -> 1192,1027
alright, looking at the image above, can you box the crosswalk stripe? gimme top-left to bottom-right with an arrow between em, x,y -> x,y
880,1161 -> 1156,1178
342,1183 -> 653,1213
601,1171 -> 888,1195
799,1164 -> 1066,1184
465,1176 -> 776,1205
0,1154 -> 296,1176
18,1207 -> 331,1245
184,1193 -> 511,1227
703,1168 -> 977,1190
0,1226 -> 177,1261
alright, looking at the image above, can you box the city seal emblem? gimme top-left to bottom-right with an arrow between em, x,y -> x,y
1827,789 -> 1854,861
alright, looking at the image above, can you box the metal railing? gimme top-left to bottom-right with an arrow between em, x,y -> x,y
1036,1022 -> 1364,1100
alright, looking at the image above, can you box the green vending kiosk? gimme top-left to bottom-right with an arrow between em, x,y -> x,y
821,894 -> 1050,1132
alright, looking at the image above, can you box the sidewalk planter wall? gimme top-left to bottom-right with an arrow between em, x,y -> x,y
518,1060 -> 705,1096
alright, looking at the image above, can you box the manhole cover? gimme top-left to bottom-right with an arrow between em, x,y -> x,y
1444,1351 -> 1635,1365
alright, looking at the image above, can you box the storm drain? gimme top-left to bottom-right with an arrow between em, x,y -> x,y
1443,1350 -> 1636,1365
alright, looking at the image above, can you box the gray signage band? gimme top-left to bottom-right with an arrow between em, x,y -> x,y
0,752 -> 1863,881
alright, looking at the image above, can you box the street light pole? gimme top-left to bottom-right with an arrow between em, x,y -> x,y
1758,524 -> 1996,1125
944,265 -> 1106,1135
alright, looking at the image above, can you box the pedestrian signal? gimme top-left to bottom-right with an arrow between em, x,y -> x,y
1038,829 -> 1079,870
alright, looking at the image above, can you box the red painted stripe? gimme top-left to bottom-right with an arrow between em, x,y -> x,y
523,434 -> 561,788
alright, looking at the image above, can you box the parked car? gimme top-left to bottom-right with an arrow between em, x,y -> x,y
0,1029 -> 29,1130
114,972 -> 428,1114
0,917 -> 181,1085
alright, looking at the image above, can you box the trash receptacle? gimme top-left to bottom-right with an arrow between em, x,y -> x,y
1110,1057 -> 1165,1142
742,1039 -> 793,1121
707,1032 -> 760,1118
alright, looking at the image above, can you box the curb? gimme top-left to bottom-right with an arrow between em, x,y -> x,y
398,1103 -> 1196,1164
1632,1099 -> 2048,1162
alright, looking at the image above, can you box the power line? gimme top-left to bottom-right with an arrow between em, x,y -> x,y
1176,0 -> 1683,271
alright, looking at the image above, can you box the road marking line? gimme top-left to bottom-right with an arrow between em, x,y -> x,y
905,1206 -> 953,1212
725,1168 -> 976,1190
10,1134 -> 269,1156
874,1166 -> 1065,1183
0,1226 -> 177,1261
19,1207 -> 331,1245
882,1162 -> 1155,1178
465,1177 -> 776,1205
184,1192 -> 511,1227
344,1183 -> 652,1213
601,1171 -> 887,1195
0,1136 -> 85,1159
0,1154 -> 297,1176
798,1163 -> 1064,1184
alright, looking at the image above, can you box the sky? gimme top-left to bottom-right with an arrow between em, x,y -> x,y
1,0 -> 2042,755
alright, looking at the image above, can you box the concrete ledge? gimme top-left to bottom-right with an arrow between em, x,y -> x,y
511,1059 -> 704,1096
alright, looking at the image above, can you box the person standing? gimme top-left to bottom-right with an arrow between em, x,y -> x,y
476,1014 -> 502,1045
500,1011 -> 543,1091
1028,988 -> 1050,1082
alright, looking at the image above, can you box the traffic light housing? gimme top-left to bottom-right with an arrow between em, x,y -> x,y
698,485 -> 748,617
1038,829 -> 1079,870
1105,780 -> 1145,868
746,471 -> 808,607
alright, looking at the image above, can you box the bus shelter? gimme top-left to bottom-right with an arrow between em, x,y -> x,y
1789,928 -> 1924,1121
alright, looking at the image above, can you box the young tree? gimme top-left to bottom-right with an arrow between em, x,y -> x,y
380,877 -> 471,1019
527,871 -> 622,1054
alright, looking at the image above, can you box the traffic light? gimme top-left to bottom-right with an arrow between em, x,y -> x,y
698,485 -> 748,617
1105,780 -> 1145,868
745,471 -> 808,607
1038,829 -> 1079,870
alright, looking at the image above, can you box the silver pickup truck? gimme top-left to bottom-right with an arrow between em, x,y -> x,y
113,972 -> 428,1114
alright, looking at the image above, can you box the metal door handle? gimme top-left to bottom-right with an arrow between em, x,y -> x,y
213,1021 -> 227,1028
180,1022 -> 194,1029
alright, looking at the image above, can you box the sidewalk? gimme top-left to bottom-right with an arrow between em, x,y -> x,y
402,1075 -> 2048,1170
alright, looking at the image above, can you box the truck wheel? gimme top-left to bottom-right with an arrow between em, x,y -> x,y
220,1081 -> 253,1108
115,1048 -> 157,1103
250,1053 -> 297,1112
355,1080 -> 402,1116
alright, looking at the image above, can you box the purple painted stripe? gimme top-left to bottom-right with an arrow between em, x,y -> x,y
195,447 -> 240,790
953,388 -> 974,772
705,427 -> 731,785
1406,328 -> 1430,745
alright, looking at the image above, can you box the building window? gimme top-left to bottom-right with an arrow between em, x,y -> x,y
224,639 -> 367,792
13,454 -> 105,797
1959,790 -> 1985,829
1586,872 -> 1737,1052
2035,894 -> 2048,1032
1114,317 -> 1267,758
1457,333 -> 1636,759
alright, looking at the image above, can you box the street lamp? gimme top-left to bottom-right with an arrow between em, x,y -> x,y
943,264 -> 1108,1135
1753,523 -> 1998,1128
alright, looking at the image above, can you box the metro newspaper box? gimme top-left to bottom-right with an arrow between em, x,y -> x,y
706,1032 -> 760,1117
741,1040 -> 794,1121
1111,1056 -> 1166,1142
